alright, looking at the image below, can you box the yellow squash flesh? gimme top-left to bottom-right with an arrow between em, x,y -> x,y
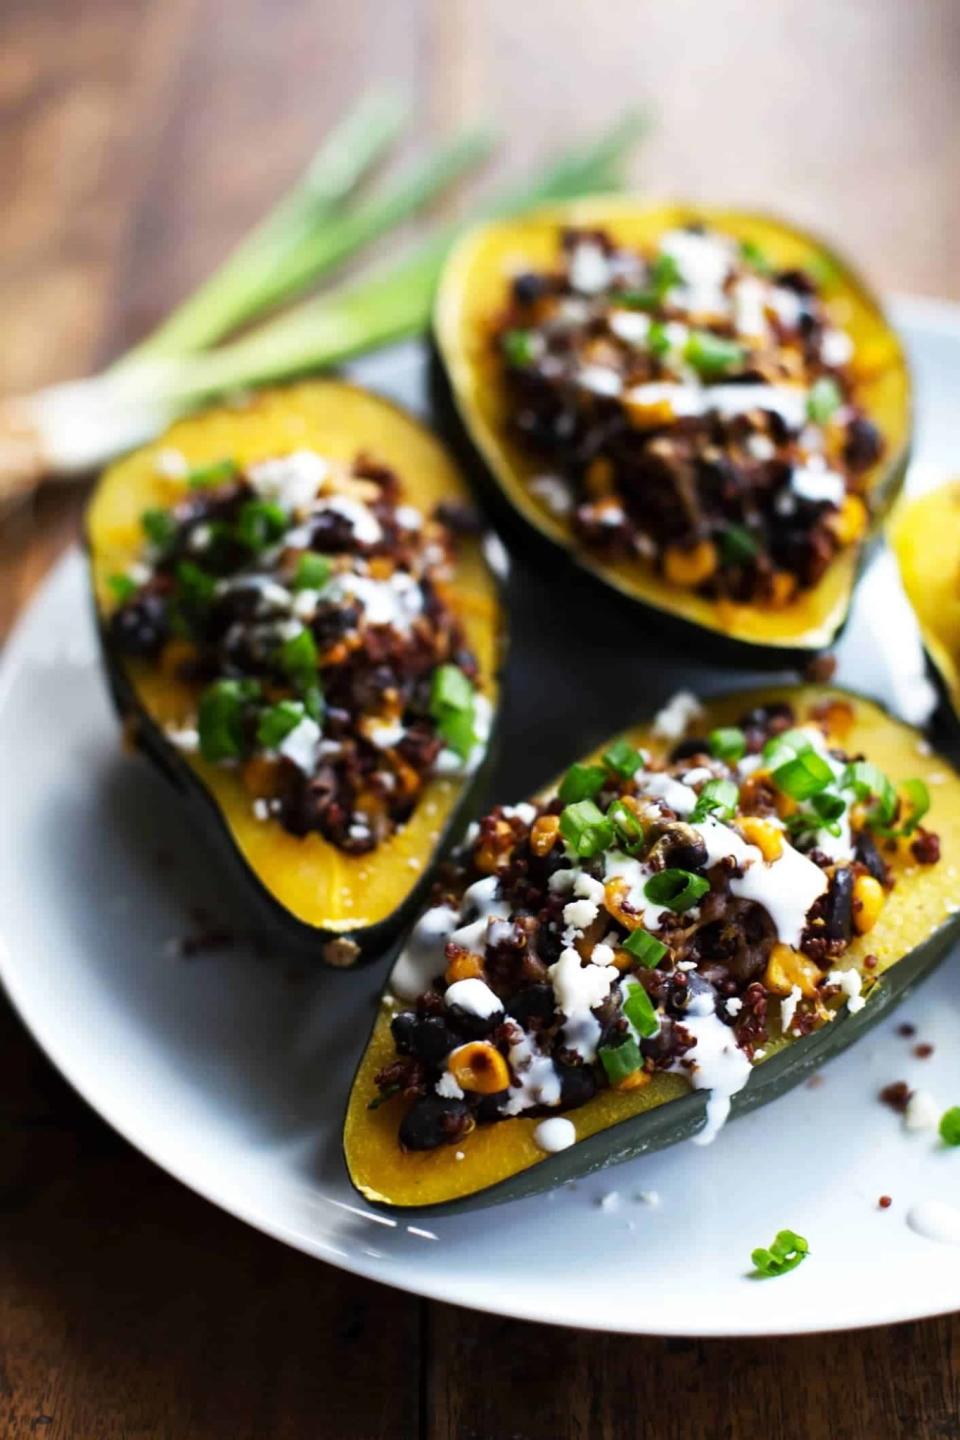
891,480 -> 960,720
345,687 -> 960,1208
435,200 -> 911,652
88,381 -> 502,940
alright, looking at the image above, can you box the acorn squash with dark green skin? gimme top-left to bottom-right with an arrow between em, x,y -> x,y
87,381 -> 504,965
344,686 -> 960,1209
434,200 -> 911,660
891,480 -> 960,728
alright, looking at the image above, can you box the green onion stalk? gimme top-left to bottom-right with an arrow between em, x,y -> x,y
0,107 -> 647,505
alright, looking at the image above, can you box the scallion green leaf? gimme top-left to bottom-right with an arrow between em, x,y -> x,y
691,778 -> 739,823
602,738 -> 642,780
107,573 -> 137,604
709,726 -> 747,763
429,664 -> 477,760
559,800 -> 614,859
294,552 -> 332,591
841,760 -> 897,827
622,981 -> 660,1037
643,868 -> 709,912
256,699 -> 305,749
684,330 -> 745,378
772,749 -> 834,801
236,499 -> 288,552
607,798 -> 644,853
751,1229 -> 809,1278
141,507 -> 177,552
187,456 -> 237,489
599,1036 -> 644,1085
939,1108 -> 960,1147
719,524 -> 760,565
278,627 -> 319,692
622,929 -> 668,969
197,678 -> 259,763
898,779 -> 930,836
559,763 -> 607,804
807,375 -> 842,424
502,329 -> 539,367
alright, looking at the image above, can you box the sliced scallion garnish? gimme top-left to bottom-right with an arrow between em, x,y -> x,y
684,329 -> 745,378
622,929 -> 667,968
599,1036 -> 644,1085
709,726 -> 747,763
141,507 -> 177,552
558,762 -> 607,804
622,982 -> 660,1037
751,1229 -> 809,1278
257,699 -> 306,749
602,738 -> 642,779
643,868 -> 709,912
690,778 -> 739,823
236,499 -> 288,552
607,798 -> 644,853
107,573 -> 137,604
294,552 -> 332,591
197,678 -> 259,763
939,1108 -> 960,1147
841,760 -> 897,827
187,456 -> 237,489
772,749 -> 834,801
559,800 -> 614,859
807,375 -> 842,424
429,664 -> 477,759
719,524 -> 760,565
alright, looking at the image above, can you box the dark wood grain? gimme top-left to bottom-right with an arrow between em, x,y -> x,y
2,2 -> 960,1436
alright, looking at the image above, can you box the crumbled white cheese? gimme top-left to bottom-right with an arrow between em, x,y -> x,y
394,504 -> 423,530
277,715 -> 321,772
316,494 -> 383,545
590,942 -> 616,968
569,240 -> 611,295
827,966 -> 866,1014
577,364 -> 623,398
904,1090 -> 940,1132
821,328 -> 854,367
791,459 -> 845,507
528,474 -> 573,515
533,1117 -> 576,1153
444,977 -> 504,1020
548,946 -> 614,1062
780,984 -> 802,1035
164,724 -> 200,754
435,1071 -> 465,1100
563,898 -> 599,932
252,798 -> 270,822
248,450 -> 328,512
154,447 -> 189,478
651,690 -> 704,741
608,309 -> 651,346
725,997 -> 743,1017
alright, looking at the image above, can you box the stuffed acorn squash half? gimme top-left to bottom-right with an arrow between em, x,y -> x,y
435,200 -> 910,657
891,479 -> 960,725
345,686 -> 959,1209
88,381 -> 504,964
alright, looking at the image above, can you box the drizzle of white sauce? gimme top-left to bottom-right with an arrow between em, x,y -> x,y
533,1117 -> 576,1153
390,905 -> 460,999
326,571 -> 422,631
651,690 -> 704,741
569,240 -> 611,295
659,228 -> 733,315
670,992 -> 752,1144
730,838 -> 828,949
503,1030 -> 562,1115
608,309 -> 651,347
577,364 -> 623,398
791,459 -> 845,507
444,977 -> 504,1020
602,851 -> 669,931
907,1201 -> 960,1247
315,495 -> 383,545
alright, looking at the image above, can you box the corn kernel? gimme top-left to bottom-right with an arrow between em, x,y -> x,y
447,1042 -> 510,1095
663,540 -> 718,588
242,754 -> 280,799
623,394 -> 676,429
585,456 -> 615,497
530,814 -> 561,857
604,878 -> 642,930
853,874 -> 885,934
764,943 -> 821,998
444,952 -> 485,985
738,816 -> 784,862
829,494 -> 869,547
768,570 -> 798,608
160,638 -> 197,681
475,820 -> 515,874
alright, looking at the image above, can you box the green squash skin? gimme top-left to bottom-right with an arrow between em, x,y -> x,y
92,599 -> 503,965
432,204 -> 913,665
345,684 -> 960,1211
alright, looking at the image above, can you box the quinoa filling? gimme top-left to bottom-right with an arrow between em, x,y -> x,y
494,225 -> 884,604
106,448 -> 489,853
375,695 -> 939,1151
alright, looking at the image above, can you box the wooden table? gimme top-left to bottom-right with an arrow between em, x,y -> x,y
2,3 -> 959,1435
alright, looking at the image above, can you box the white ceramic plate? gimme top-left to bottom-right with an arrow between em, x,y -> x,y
2,299 -> 960,1337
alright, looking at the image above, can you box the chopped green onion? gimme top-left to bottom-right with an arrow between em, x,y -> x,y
811,790 -> 846,823
691,778 -> 739,823
772,749 -> 834,801
602,739 -> 642,779
762,727 -> 814,761
939,1108 -> 960,1147
607,798 -> 644,853
429,663 -> 477,759
841,760 -> 897,826
107,573 -> 137,604
302,685 -> 325,723
622,929 -> 668,969
898,779 -> 930,836
141,507 -> 177,552
751,1229 -> 809,1278
599,1037 -> 644,1085
647,320 -> 670,358
502,329 -> 539,367
807,376 -> 842,424
739,238 -> 771,275
622,981 -> 660,1037
719,524 -> 760,565
620,253 -> 682,311
643,868 -> 709,912
256,699 -> 305,749
294,552 -> 332,591
558,763 -> 607,804
278,627 -> 319,691
197,678 -> 259,763
175,560 -> 216,613
236,499 -> 288,552
560,800 -> 614,859
187,456 -> 237,489
684,330 -> 745,378
709,726 -> 747,763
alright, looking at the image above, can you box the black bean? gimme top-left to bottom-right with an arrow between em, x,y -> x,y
557,1062 -> 597,1108
855,829 -> 890,887
822,866 -> 854,942
445,1001 -> 503,1041
506,984 -> 556,1029
391,1013 -> 457,1066
109,595 -> 169,658
399,1095 -> 474,1151
844,417 -> 883,472
647,822 -> 708,873
669,737 -> 711,762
